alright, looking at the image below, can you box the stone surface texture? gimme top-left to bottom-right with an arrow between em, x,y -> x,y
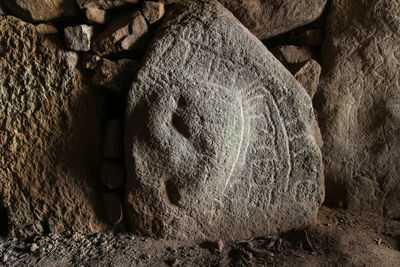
125,0 -> 323,240
0,16 -> 107,237
142,1 -> 165,24
93,11 -> 148,56
218,0 -> 327,40
35,23 -> 58,35
318,0 -> 400,218
77,0 -> 138,10
271,45 -> 315,65
64,24 -> 93,52
3,0 -> 77,22
293,59 -> 321,99
85,7 -> 107,24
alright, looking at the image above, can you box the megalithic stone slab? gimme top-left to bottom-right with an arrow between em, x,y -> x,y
318,0 -> 400,218
125,0 -> 324,240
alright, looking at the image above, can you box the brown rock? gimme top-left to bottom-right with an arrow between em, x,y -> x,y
101,161 -> 125,190
218,0 -> 327,40
82,54 -> 101,70
297,28 -> 324,47
104,119 -> 123,159
77,0 -> 139,10
85,7 -> 107,24
142,1 -> 165,24
35,23 -> 58,35
103,193 -> 123,225
93,11 -> 148,56
271,45 -> 315,65
0,16 -> 106,237
64,24 -> 93,52
92,58 -> 139,92
3,0 -> 77,22
318,0 -> 400,218
293,59 -> 321,99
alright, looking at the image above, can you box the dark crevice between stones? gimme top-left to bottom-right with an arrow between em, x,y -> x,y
164,179 -> 181,208
0,203 -> 8,237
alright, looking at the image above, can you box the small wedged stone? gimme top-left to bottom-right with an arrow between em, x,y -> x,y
64,24 -> 93,52
297,29 -> 324,47
85,7 -> 107,24
271,45 -> 315,65
82,54 -> 101,70
142,1 -> 165,24
104,119 -> 123,159
103,193 -> 124,225
35,23 -> 58,35
77,0 -> 139,10
92,11 -> 148,56
125,0 -> 323,240
4,0 -> 77,22
293,59 -> 321,99
101,161 -> 125,190
92,58 -> 139,93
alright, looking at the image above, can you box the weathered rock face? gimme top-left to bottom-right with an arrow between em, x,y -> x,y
0,16 -> 107,237
3,0 -> 77,22
218,0 -> 327,40
77,0 -> 138,10
125,0 -> 323,240
318,0 -> 400,218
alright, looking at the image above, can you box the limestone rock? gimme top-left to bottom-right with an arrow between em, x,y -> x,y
142,1 -> 165,24
3,0 -> 77,22
77,0 -> 139,10
92,11 -> 148,56
271,45 -> 315,65
125,0 -> 323,240
318,0 -> 400,218
103,193 -> 123,225
92,58 -> 139,93
64,24 -> 93,52
218,0 -> 327,40
85,7 -> 107,24
101,161 -> 125,190
104,119 -> 123,159
293,59 -> 321,99
35,23 -> 58,35
0,16 -> 107,237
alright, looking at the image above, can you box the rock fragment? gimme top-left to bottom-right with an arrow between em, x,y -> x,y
101,161 -> 125,190
0,16 -> 107,237
92,58 -> 139,92
35,23 -> 58,35
103,193 -> 124,225
93,11 -> 148,56
125,0 -> 323,240
218,0 -> 327,39
271,45 -> 315,65
104,119 -> 123,159
318,0 -> 400,218
64,24 -> 93,52
293,59 -> 321,99
77,0 -> 139,10
85,7 -> 107,24
142,1 -> 165,24
3,0 -> 77,22
82,54 -> 101,70
297,29 -> 324,47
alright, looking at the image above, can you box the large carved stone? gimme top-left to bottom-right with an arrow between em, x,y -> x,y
318,0 -> 400,218
0,16 -> 106,237
125,0 -> 323,240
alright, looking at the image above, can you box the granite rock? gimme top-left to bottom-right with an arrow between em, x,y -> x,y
0,16 -> 106,237
125,0 -> 323,240
318,0 -> 400,218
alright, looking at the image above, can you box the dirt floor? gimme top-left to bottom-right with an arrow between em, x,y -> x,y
0,206 -> 399,266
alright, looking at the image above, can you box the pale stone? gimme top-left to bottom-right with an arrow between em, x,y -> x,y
293,59 -> 321,99
35,23 -> 58,35
125,0 -> 323,240
318,0 -> 400,218
142,1 -> 165,24
85,7 -> 107,24
64,24 -> 93,52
